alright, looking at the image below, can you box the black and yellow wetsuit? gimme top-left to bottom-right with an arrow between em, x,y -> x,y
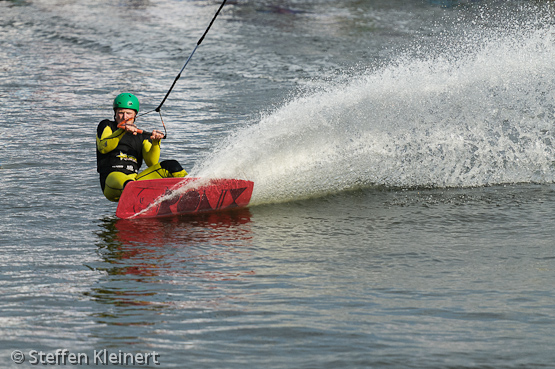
96,119 -> 187,202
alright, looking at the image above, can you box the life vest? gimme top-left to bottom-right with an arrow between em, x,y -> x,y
96,119 -> 148,175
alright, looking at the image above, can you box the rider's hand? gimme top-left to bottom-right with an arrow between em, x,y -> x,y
118,118 -> 140,135
150,130 -> 165,141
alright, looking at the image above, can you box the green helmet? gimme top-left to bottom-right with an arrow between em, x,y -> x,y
113,93 -> 140,113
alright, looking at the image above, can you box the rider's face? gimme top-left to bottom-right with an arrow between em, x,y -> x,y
114,108 -> 137,125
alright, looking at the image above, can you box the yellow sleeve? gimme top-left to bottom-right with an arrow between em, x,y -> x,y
97,126 -> 126,154
143,139 -> 161,167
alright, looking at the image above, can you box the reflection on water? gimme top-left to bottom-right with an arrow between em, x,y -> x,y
86,209 -> 253,322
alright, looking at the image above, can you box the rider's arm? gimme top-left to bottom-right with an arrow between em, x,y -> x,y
143,139 -> 161,168
97,124 -> 125,154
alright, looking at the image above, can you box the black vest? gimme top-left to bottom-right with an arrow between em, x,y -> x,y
96,119 -> 149,175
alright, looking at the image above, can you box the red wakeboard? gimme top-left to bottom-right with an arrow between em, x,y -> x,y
116,177 -> 254,219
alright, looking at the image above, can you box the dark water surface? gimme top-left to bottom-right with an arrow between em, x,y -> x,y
2,0 -> 555,368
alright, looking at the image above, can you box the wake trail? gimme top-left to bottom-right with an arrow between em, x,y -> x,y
191,7 -> 555,206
